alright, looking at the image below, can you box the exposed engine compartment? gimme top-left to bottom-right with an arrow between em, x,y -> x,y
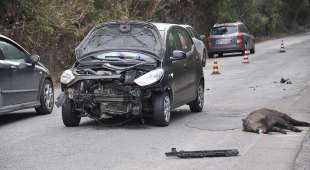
63,65 -> 153,119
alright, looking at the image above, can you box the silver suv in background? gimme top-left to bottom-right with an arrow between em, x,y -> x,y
207,22 -> 255,58
180,25 -> 207,67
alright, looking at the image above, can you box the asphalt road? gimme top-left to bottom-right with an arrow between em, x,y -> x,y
1,33 -> 310,170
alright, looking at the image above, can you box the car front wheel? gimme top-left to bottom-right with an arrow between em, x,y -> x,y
62,99 -> 81,127
153,92 -> 171,127
189,82 -> 204,112
35,79 -> 54,114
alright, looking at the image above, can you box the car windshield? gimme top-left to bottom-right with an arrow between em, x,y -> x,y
81,51 -> 157,63
211,26 -> 238,35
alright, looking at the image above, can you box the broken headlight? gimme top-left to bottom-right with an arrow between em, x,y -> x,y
60,69 -> 75,84
134,68 -> 164,87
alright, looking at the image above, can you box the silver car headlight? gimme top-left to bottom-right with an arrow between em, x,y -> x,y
60,69 -> 75,84
134,68 -> 164,87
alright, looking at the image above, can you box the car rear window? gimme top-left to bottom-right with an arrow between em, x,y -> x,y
210,26 -> 238,35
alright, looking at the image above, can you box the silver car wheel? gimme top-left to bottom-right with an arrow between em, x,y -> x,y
198,85 -> 204,108
164,95 -> 171,123
44,83 -> 54,110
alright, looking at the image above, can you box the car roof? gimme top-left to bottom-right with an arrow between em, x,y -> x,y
0,34 -> 30,54
213,21 -> 243,27
151,22 -> 180,31
179,24 -> 192,28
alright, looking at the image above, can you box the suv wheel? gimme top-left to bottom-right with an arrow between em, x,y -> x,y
62,99 -> 81,127
35,79 -> 54,114
153,92 -> 171,126
250,48 -> 255,54
189,82 -> 204,112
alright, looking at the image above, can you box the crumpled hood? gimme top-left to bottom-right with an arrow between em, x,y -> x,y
75,21 -> 163,60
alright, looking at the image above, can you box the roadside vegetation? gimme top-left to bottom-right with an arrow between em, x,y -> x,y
1,0 -> 309,80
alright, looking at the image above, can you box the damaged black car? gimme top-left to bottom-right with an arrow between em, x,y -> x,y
56,21 -> 205,127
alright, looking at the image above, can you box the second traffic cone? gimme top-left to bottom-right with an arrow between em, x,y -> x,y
212,54 -> 220,74
242,50 -> 249,64
280,40 -> 286,53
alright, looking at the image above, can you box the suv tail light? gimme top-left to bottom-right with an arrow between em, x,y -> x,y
237,32 -> 243,45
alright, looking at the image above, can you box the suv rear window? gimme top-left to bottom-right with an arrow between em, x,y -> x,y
210,26 -> 238,35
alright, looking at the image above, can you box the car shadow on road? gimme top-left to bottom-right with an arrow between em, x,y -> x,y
0,112 -> 38,127
78,108 -> 200,130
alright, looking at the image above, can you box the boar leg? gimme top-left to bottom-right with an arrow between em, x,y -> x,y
275,118 -> 302,132
271,127 -> 287,134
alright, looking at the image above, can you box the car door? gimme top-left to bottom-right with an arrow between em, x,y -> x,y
165,27 -> 190,106
0,48 -> 13,108
0,41 -> 40,105
175,28 -> 197,102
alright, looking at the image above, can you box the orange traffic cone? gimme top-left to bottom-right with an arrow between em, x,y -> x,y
212,54 -> 220,74
280,40 -> 286,53
242,50 -> 250,64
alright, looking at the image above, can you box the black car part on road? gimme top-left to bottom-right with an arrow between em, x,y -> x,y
165,148 -> 239,158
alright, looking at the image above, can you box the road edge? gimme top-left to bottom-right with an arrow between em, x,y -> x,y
294,129 -> 310,170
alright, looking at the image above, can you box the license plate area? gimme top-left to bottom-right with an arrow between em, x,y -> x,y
216,39 -> 231,45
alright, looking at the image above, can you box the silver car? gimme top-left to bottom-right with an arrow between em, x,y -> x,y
207,21 -> 255,57
180,25 -> 207,67
0,35 -> 54,115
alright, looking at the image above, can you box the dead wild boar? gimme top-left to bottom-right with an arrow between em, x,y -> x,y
242,108 -> 310,134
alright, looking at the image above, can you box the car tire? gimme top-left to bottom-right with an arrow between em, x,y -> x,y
35,79 -> 54,114
62,99 -> 81,127
250,48 -> 255,54
189,82 -> 204,112
152,92 -> 171,127
208,52 -> 213,58
202,49 -> 207,67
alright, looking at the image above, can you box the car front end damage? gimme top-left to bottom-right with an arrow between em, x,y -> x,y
56,61 -> 162,120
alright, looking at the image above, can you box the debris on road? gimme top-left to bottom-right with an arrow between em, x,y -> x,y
165,148 -> 239,158
242,108 -> 310,134
249,86 -> 256,91
280,77 -> 292,84
280,40 -> 286,53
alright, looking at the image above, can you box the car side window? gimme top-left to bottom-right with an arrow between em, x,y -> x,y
239,24 -> 248,33
238,25 -> 244,32
186,27 -> 194,38
166,28 -> 181,57
190,27 -> 200,39
244,25 -> 250,33
0,41 -> 28,62
175,28 -> 193,53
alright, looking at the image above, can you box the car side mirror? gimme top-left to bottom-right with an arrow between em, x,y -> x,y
170,50 -> 186,61
199,35 -> 206,40
29,55 -> 40,65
